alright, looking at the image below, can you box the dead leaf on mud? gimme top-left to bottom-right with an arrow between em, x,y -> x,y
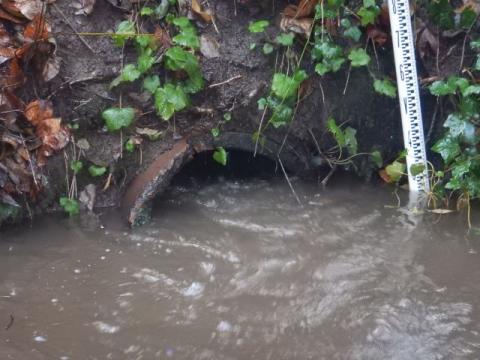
200,34 -> 219,58
2,0 -> 45,20
25,100 -> 70,166
154,25 -> 172,49
416,19 -> 438,63
42,54 -> 61,82
191,0 -> 212,22
75,0 -> 96,15
280,16 -> 313,37
283,0 -> 318,19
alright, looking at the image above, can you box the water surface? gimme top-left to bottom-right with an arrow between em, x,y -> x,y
1,176 -> 480,359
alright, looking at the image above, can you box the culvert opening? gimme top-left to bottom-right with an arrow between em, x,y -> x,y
169,149 -> 283,188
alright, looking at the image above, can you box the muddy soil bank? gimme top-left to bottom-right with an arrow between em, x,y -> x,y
1,0 -> 446,228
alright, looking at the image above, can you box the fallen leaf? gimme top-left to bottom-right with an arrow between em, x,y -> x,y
191,0 -> 212,22
154,25 -> 172,49
283,0 -> 318,19
200,34 -> 219,58
2,0 -> 45,20
75,0 -> 95,15
41,55 -> 61,82
280,16 -> 313,37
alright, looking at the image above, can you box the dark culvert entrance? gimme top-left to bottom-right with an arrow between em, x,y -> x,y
122,134 -> 314,227
170,149 -> 283,187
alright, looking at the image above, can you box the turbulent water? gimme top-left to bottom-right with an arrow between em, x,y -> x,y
1,176 -> 480,359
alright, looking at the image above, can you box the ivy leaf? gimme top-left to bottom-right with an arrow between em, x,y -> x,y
257,97 -> 267,110
471,38 -> 480,50
444,113 -> 476,144
370,150 -> 383,168
385,161 -> 406,182
88,165 -> 107,177
102,107 -> 135,132
271,70 -> 308,99
460,8 -> 476,28
223,112 -> 232,122
373,78 -> 397,98
165,46 -> 204,93
113,20 -> 136,47
211,128 -> 220,137
269,103 -> 293,128
143,75 -> 161,94
172,27 -> 200,49
140,7 -> 154,16
348,48 -> 370,67
263,43 -> 274,54
463,84 -> 480,97
70,160 -> 83,174
136,34 -> 153,48
59,197 -> 80,217
432,135 -> 461,164
154,84 -> 189,121
410,163 -> 426,176
137,48 -> 156,74
344,26 -> 362,42
344,127 -> 358,155
428,0 -> 454,29
125,139 -> 136,153
276,33 -> 295,46
110,64 -> 141,88
358,6 -> 379,26
429,79 -> 456,96
327,118 -> 345,147
248,20 -> 269,33
363,0 -> 376,8
213,147 -> 228,166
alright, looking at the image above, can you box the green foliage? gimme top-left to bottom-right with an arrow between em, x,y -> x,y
429,72 -> 480,199
428,0 -> 455,29
327,118 -> 358,156
385,161 -> 406,182
276,33 -> 295,46
143,75 -> 161,94
248,20 -> 269,33
165,46 -> 204,93
313,39 -> 345,76
373,78 -> 397,98
370,150 -> 383,168
111,64 -> 142,88
70,160 -> 83,174
113,20 -> 135,47
59,197 -> 80,217
213,147 -> 228,166
154,83 -> 189,121
348,48 -> 370,67
125,138 -> 136,153
263,43 -> 274,54
357,0 -> 380,26
272,70 -> 308,99
102,107 -> 135,132
341,19 -> 362,42
88,165 -> 107,177
172,17 -> 200,49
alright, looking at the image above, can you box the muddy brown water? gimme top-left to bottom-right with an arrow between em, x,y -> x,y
1,176 -> 480,359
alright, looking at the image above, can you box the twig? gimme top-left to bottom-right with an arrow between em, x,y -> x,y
278,157 -> 301,205
5,315 -> 14,331
343,65 -> 351,95
308,128 -> 332,168
208,75 -> 242,88
426,99 -> 439,145
52,4 -> 96,54
321,165 -> 337,187
254,106 -> 268,157
459,16 -> 479,72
